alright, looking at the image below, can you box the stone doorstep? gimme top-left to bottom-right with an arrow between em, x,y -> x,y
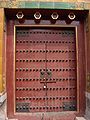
6,118 -> 18,120
76,117 -> 87,120
7,119 -> 18,120
7,117 -> 87,120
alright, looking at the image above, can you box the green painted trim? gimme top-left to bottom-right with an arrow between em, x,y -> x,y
39,2 -> 54,9
25,2 -> 39,8
0,1 -> 90,10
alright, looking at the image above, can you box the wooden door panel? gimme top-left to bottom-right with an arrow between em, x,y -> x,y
46,29 -> 77,112
16,28 -> 47,112
15,28 -> 77,113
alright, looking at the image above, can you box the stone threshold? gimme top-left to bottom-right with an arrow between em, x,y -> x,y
76,117 -> 87,120
7,117 -> 87,120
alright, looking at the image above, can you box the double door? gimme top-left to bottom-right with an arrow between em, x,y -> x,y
15,27 -> 77,113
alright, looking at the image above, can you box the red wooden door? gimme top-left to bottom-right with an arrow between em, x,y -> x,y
16,28 -> 47,112
15,27 -> 77,114
46,29 -> 77,112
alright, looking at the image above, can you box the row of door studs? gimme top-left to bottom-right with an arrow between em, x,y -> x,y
16,68 -> 76,72
16,96 -> 76,100
16,41 -> 75,44
16,50 -> 75,53
16,87 -> 76,91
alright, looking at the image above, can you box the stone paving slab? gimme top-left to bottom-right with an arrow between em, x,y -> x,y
76,117 -> 87,120
0,100 -> 6,120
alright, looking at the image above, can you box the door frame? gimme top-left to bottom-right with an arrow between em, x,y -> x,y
14,24 -> 79,115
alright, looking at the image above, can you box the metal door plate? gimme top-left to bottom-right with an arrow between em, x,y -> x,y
63,101 -> 76,111
16,103 -> 29,112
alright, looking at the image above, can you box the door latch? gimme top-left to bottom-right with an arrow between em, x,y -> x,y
40,71 -> 45,79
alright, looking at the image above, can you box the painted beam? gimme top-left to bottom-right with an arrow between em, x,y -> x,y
0,8 -> 4,92
0,1 -> 89,10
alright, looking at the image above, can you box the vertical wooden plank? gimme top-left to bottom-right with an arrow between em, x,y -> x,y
86,11 -> 90,93
6,20 -> 15,117
0,8 -> 4,93
85,10 -> 90,120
